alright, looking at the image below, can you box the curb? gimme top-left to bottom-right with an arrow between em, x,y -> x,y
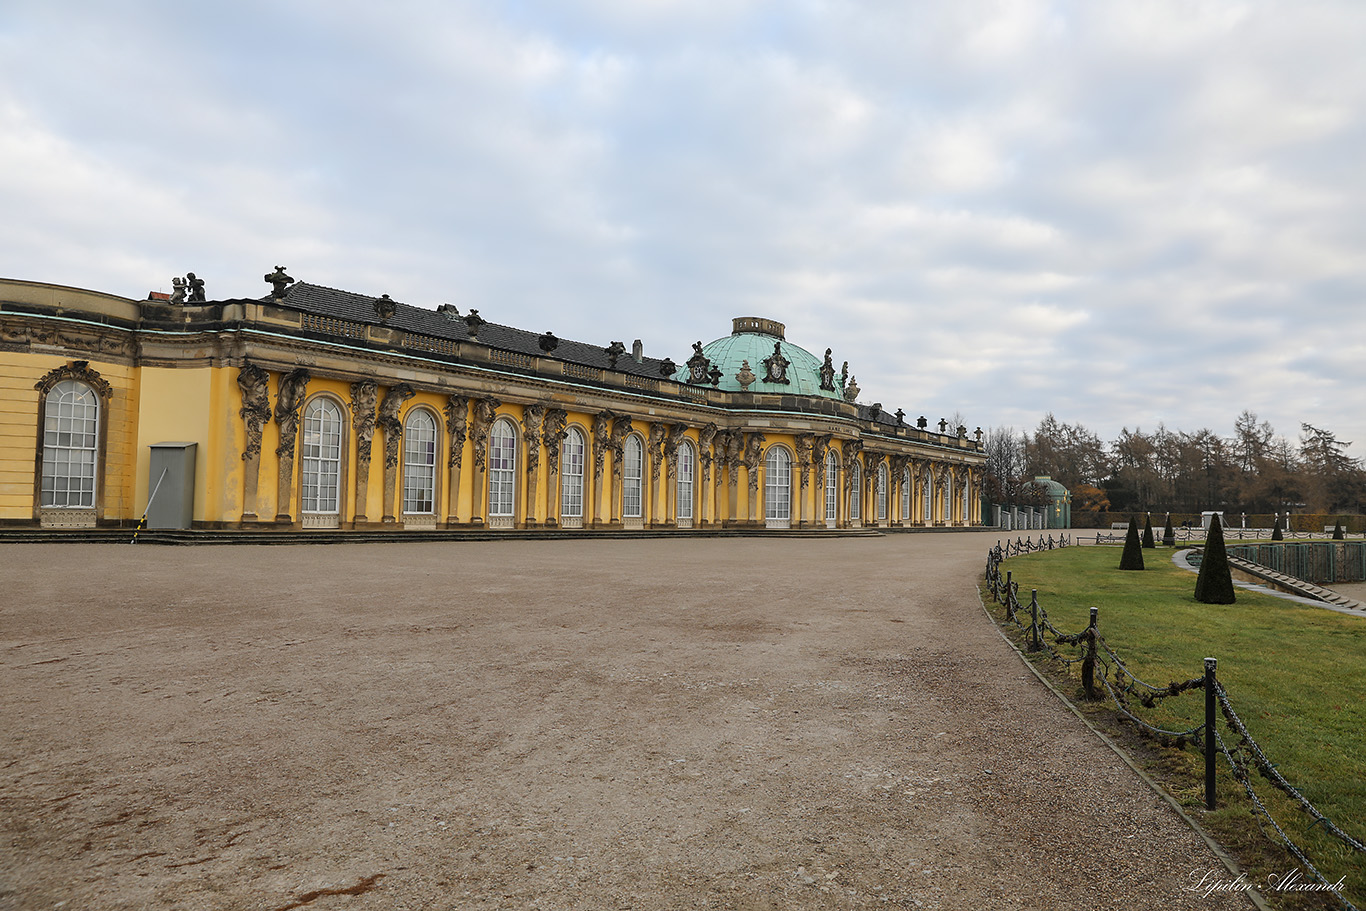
974,584 -> 1271,911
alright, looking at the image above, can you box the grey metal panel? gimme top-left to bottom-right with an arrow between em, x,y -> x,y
147,442 -> 197,529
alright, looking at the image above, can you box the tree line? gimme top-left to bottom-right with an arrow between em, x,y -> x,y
985,411 -> 1365,520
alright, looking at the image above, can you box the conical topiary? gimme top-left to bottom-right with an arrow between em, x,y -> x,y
1162,513 -> 1175,546
1142,514 -> 1155,548
1271,515 -> 1283,541
1333,522 -> 1345,540
1120,516 -> 1145,570
1195,513 -> 1236,604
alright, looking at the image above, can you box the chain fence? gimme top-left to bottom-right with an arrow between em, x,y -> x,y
984,538 -> 1363,911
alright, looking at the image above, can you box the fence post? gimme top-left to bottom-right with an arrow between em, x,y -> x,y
1029,590 -> 1040,652
1205,657 -> 1217,810
1005,571 -> 1014,621
1081,607 -> 1099,700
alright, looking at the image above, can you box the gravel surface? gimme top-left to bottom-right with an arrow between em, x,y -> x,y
1,534 -> 1256,910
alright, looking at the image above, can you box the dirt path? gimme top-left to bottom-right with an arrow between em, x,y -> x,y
0,535 -> 1252,910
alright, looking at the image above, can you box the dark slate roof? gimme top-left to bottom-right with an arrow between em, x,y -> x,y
265,282 -> 680,380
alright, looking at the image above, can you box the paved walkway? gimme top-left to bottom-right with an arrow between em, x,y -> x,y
0,535 -> 1252,910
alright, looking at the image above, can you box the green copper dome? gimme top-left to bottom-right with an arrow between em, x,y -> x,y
674,317 -> 845,400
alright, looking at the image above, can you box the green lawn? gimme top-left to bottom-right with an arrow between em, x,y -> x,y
989,544 -> 1366,909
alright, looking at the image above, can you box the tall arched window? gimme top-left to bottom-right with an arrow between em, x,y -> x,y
942,477 -> 953,524
923,474 -> 933,523
850,463 -> 862,522
901,467 -> 911,520
824,450 -> 838,526
40,380 -> 99,509
402,409 -> 438,515
301,398 -> 343,517
622,435 -> 643,519
876,463 -> 888,523
488,419 -> 517,520
764,446 -> 791,526
962,479 -> 971,526
560,427 -> 585,527
676,439 -> 695,525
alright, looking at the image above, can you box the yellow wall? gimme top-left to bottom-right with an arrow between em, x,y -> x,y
0,352 -> 139,522
134,367 -> 214,521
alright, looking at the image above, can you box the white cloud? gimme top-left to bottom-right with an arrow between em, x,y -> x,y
3,0 -> 1366,452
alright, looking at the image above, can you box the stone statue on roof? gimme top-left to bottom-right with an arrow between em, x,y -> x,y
170,276 -> 186,304
186,272 -> 206,303
264,266 -> 295,300
686,341 -> 711,384
819,348 -> 836,391
762,340 -> 790,385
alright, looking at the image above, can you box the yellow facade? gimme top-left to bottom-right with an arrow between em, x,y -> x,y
0,276 -> 986,533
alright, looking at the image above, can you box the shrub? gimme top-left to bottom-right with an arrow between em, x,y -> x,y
1333,522 -> 1345,540
1162,513 -> 1175,546
1120,517 -> 1145,570
1195,513 -> 1236,604
1142,514 -> 1155,548
1271,515 -> 1283,541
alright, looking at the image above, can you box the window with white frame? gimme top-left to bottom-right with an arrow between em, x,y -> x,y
764,446 -> 791,521
488,419 -> 517,517
622,435 -> 643,518
40,380 -> 99,508
923,474 -> 933,522
561,427 -> 585,518
942,477 -> 953,522
962,481 -> 971,525
676,440 -> 694,521
850,463 -> 861,521
402,409 -> 437,514
876,463 -> 888,521
825,450 -> 838,522
301,398 -> 343,514
901,467 -> 911,519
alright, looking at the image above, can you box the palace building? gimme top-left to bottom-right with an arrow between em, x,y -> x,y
0,271 -> 986,533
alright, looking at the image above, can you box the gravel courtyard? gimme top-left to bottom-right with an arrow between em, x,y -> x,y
1,534 -> 1252,911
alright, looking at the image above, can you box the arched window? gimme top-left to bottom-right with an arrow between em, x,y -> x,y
402,409 -> 438,515
962,479 -> 971,526
764,446 -> 791,526
301,398 -> 343,516
824,450 -> 838,525
560,427 -> 585,526
923,474 -> 933,523
677,439 -> 695,524
876,463 -> 888,523
942,476 -> 953,524
40,380 -> 99,509
622,435 -> 643,519
901,467 -> 911,520
850,462 -> 862,522
488,419 -> 517,518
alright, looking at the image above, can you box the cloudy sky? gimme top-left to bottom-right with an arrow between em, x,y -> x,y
3,1 -> 1364,454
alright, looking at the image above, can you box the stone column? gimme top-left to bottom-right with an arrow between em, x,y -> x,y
609,415 -> 632,526
236,363 -> 271,523
349,380 -> 378,525
697,423 -> 717,527
591,412 -> 611,528
469,397 -> 501,526
543,408 -> 567,527
795,434 -> 812,529
522,404 -> 545,528
272,368 -> 310,524
378,384 -> 414,524
744,432 -> 764,527
443,395 -> 469,526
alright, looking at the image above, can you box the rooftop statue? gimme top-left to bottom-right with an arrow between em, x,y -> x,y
264,266 -> 295,300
